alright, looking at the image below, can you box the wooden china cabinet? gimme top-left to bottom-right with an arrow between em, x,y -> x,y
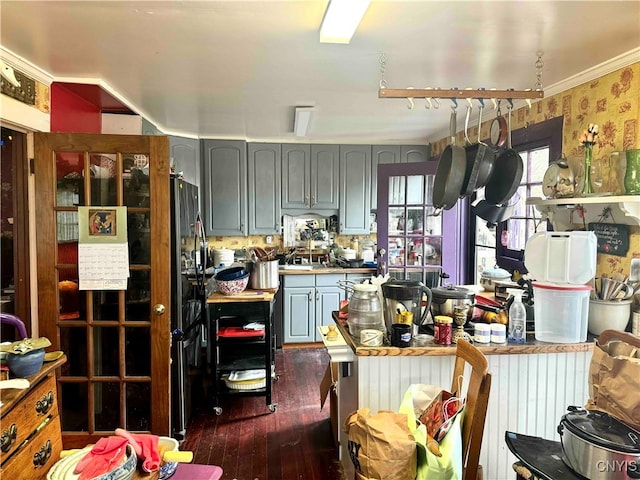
34,133 -> 171,447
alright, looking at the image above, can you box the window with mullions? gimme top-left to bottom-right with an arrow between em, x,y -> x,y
472,117 -> 564,281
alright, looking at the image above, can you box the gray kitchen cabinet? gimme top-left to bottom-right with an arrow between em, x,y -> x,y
281,144 -> 339,211
170,135 -> 200,188
371,145 -> 400,211
247,143 -> 281,235
339,145 -> 371,234
282,274 -> 345,343
401,145 -> 430,163
201,139 -> 247,236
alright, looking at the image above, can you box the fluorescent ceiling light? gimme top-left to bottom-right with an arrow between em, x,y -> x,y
319,0 -> 371,44
294,107 -> 314,137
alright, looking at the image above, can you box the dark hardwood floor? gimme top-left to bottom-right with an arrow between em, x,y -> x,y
182,347 -> 345,480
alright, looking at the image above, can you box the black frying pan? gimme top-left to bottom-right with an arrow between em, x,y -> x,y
433,108 -> 467,211
462,102 -> 495,196
484,106 -> 523,205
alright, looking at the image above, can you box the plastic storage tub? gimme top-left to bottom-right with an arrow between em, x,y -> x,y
533,282 -> 591,343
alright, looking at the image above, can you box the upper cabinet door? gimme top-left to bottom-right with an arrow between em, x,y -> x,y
310,145 -> 339,210
400,145 -> 431,163
202,140 -> 247,236
372,145 -> 401,210
281,144 -> 311,209
339,145 -> 371,234
34,132 -> 172,445
169,136 -> 200,188
248,143 -> 281,235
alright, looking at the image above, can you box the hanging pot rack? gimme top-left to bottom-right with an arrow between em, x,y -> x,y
377,52 -> 545,105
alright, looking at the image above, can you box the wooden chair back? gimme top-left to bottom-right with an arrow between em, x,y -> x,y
450,340 -> 492,480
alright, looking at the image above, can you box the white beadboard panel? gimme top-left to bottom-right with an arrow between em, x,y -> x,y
354,350 -> 591,480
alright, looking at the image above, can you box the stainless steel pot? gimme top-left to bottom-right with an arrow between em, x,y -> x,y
430,285 -> 476,322
246,259 -> 280,290
558,408 -> 640,480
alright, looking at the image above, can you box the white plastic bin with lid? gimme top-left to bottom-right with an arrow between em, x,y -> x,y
532,282 -> 591,343
525,231 -> 597,344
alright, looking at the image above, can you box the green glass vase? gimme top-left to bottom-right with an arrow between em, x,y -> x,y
582,144 -> 593,195
624,148 -> 640,195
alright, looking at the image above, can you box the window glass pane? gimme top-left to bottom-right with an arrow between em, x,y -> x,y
94,382 -> 120,431
58,273 -> 81,321
406,175 -> 424,204
60,327 -> 87,376
126,382 -> 151,431
388,238 -> 404,267
93,291 -> 120,321
57,211 -> 79,244
425,207 -> 442,235
425,175 -> 435,206
505,218 -> 527,251
93,327 -> 119,376
424,237 -> 442,266
124,154 -> 150,207
56,152 -> 84,206
126,270 -> 150,321
125,326 -> 150,376
476,220 -> 495,248
61,383 -> 88,431
406,207 -> 424,234
128,213 -> 151,264
529,148 -> 549,183
388,176 -> 405,204
388,208 -> 405,235
476,246 -> 497,277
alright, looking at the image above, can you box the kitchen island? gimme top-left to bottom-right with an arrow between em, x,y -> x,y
325,313 -> 595,480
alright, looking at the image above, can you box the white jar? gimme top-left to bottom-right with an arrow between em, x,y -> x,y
491,324 -> 507,343
474,323 -> 491,344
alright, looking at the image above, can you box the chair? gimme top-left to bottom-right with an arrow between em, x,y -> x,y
450,339 -> 492,480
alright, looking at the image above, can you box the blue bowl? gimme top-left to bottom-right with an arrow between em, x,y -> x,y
6,348 -> 45,377
215,267 -> 248,281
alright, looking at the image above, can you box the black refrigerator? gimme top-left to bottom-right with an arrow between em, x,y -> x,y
170,178 -> 204,440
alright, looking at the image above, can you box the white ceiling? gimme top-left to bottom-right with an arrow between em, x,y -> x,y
1,1 -> 639,144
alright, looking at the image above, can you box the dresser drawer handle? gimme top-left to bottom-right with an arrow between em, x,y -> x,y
0,424 -> 17,453
35,391 -> 54,415
33,439 -> 52,467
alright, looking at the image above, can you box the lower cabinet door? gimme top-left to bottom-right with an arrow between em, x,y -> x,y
283,287 -> 315,343
315,287 -> 343,341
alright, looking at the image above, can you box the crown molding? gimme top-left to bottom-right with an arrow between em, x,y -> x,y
0,46 -> 54,85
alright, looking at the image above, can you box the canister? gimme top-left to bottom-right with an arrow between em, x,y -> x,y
433,315 -> 453,345
474,323 -> 491,344
490,324 -> 507,343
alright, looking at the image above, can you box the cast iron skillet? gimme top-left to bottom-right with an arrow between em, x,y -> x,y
462,102 -> 495,197
433,108 -> 467,212
484,106 -> 523,205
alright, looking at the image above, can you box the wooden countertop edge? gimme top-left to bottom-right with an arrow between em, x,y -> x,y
0,354 -> 67,416
279,267 -> 376,275
207,289 -> 277,303
330,313 -> 595,356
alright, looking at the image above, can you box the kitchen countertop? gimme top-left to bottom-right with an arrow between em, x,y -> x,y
330,312 -> 596,356
278,266 -> 376,275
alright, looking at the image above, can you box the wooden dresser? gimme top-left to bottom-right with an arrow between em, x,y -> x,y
0,356 -> 66,480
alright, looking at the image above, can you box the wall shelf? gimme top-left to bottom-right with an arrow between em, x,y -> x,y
527,196 -> 640,231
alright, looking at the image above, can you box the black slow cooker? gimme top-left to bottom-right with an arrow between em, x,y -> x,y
558,407 -> 640,480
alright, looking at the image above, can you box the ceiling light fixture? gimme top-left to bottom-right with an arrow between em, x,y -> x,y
319,0 -> 371,44
294,107 -> 314,137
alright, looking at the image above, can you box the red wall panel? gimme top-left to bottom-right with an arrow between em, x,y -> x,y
50,83 -> 101,133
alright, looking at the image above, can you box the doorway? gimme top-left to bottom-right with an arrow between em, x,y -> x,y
0,126 -> 31,334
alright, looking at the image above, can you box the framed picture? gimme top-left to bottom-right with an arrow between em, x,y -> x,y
88,209 -> 117,237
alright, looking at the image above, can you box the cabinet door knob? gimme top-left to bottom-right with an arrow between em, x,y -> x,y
304,196 -> 309,207
308,291 -> 313,302
35,391 -> 54,415
311,196 -> 316,206
32,439 -> 52,467
153,304 -> 166,315
0,424 -> 17,453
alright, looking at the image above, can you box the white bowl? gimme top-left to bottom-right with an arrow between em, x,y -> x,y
588,299 -> 632,335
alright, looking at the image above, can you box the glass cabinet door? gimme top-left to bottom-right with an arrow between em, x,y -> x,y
35,133 -> 171,445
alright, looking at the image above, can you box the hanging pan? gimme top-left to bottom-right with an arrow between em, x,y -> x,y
462,100 -> 496,197
432,106 -> 467,213
484,104 -> 523,205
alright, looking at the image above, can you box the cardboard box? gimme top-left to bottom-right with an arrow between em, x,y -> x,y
320,362 -> 339,447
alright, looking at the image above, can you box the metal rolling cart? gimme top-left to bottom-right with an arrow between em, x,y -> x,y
206,289 -> 278,414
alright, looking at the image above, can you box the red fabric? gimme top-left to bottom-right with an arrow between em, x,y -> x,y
131,433 -> 160,472
74,436 -> 128,480
114,428 -> 142,457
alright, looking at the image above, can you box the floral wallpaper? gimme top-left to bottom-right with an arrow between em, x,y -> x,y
431,62 -> 640,280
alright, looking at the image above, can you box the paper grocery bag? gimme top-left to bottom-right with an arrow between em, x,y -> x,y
586,338 -> 640,430
344,408 -> 417,480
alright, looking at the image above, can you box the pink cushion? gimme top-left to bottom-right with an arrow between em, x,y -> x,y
172,463 -> 223,480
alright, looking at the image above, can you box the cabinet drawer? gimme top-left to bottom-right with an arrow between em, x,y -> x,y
315,274 -> 345,287
0,374 -> 58,463
0,414 -> 62,480
282,274 -> 315,287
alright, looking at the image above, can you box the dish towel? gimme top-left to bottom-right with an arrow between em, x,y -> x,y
74,436 -> 128,480
115,428 -> 161,472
